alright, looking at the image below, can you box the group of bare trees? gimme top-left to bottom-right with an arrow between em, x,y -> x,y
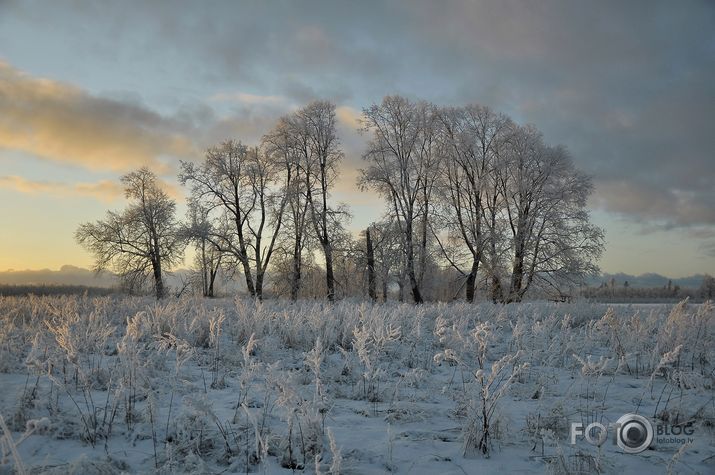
175,101 -> 346,301
359,96 -> 603,304
76,96 -> 603,303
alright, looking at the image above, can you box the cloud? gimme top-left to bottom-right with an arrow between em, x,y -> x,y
592,180 -> 715,228
700,240 -> 715,258
592,179 -> 715,259
210,92 -> 285,105
687,228 -> 715,259
0,174 -> 185,202
0,61 -> 306,174
0,61 -> 199,172
335,106 -> 362,130
0,175 -> 123,202
1,1 -> 712,257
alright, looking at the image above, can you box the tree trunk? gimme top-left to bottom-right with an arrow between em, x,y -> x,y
290,237 -> 302,301
508,242 -> 525,303
208,275 -> 215,298
208,264 -> 218,298
490,274 -> 502,304
255,271 -> 265,301
201,240 -> 208,297
403,219 -> 424,304
366,228 -> 377,302
152,258 -> 165,299
410,276 -> 423,304
465,258 -> 479,303
406,243 -> 423,304
397,255 -> 407,302
240,249 -> 256,297
324,242 -> 335,302
417,214 -> 428,286
235,213 -> 256,297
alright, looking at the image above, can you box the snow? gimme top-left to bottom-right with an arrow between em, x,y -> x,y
0,296 -> 713,474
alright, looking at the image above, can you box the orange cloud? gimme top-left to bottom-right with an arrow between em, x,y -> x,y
0,174 -> 184,203
0,175 -> 123,202
0,61 -> 199,172
335,105 -> 362,129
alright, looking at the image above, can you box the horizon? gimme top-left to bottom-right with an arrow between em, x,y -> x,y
0,264 -> 708,286
0,1 -> 714,278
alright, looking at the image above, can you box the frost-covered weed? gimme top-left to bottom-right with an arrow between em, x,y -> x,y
170,395 -> 218,457
233,333 -> 261,417
271,366 -> 324,470
326,426 -> 342,474
208,310 -> 226,389
117,310 -> 164,431
353,315 -> 401,406
0,413 -> 28,474
586,300 -> 714,378
512,312 -> 578,370
0,295 -> 712,473
28,298 -> 119,446
435,321 -> 527,457
305,338 -> 329,429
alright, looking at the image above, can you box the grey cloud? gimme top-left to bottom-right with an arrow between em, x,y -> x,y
700,240 -> 715,258
593,180 -> 715,228
1,0 -> 713,246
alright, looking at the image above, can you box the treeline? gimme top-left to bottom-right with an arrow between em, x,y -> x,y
581,274 -> 715,302
77,96 -> 604,303
0,284 -> 118,297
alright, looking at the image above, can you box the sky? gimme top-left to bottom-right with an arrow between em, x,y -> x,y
0,0 -> 713,278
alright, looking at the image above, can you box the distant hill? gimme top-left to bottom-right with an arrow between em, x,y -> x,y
0,265 -> 118,287
585,272 -> 707,289
0,265 -> 193,289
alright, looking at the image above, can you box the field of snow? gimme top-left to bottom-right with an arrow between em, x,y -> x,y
0,296 -> 713,474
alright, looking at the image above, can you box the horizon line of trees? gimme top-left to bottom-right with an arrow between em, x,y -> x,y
76,96 -> 605,303
582,274 -> 715,302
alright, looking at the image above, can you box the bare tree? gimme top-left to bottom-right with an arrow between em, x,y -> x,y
302,101 -> 346,301
480,151 -> 509,303
365,218 -> 403,301
180,201 -> 225,297
179,141 -> 287,299
263,117 -> 312,301
436,105 -> 511,302
332,228 -> 363,298
500,125 -> 604,302
276,101 -> 346,301
359,96 -> 440,303
76,167 -> 182,299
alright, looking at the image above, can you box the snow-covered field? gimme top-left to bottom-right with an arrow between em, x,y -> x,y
0,296 -> 713,474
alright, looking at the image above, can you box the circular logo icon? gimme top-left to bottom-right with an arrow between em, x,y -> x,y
615,413 -> 653,454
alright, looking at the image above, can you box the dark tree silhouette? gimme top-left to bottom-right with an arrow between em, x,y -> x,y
76,168 -> 182,298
